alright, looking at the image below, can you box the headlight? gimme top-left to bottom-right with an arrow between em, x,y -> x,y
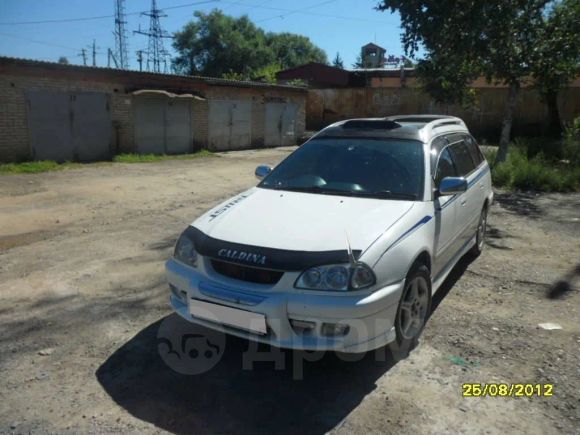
173,231 -> 198,267
295,263 -> 376,291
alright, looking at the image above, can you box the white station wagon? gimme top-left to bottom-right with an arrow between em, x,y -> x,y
166,115 -> 493,353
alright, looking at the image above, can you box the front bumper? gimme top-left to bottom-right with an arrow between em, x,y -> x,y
165,258 -> 404,353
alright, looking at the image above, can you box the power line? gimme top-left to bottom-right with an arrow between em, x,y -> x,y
0,0 -> 397,27
256,0 -> 336,23
0,31 -> 78,51
0,1 -> 220,26
223,1 -> 398,24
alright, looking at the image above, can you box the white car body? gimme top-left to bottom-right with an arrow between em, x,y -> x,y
166,115 -> 493,353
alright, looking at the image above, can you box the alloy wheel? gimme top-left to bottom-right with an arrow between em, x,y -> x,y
398,276 -> 430,340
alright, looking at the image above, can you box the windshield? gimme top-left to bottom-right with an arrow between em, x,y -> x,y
259,137 -> 424,200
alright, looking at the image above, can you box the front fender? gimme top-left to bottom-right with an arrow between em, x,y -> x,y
361,205 -> 434,286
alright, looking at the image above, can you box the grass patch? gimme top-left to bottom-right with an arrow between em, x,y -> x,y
113,150 -> 215,163
0,150 -> 215,175
0,161 -> 82,174
485,142 -> 580,192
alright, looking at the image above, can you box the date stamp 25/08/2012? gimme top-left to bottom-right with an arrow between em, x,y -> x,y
462,383 -> 554,398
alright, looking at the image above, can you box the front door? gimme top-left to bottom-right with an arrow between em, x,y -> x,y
432,146 -> 460,278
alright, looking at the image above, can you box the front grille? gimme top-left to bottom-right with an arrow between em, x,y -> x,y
210,259 -> 283,285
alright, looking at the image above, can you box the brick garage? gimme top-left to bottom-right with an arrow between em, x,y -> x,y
0,57 -> 306,163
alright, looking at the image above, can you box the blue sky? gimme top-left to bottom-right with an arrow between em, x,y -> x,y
0,0 -> 405,71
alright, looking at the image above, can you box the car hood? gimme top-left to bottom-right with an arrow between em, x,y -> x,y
192,187 -> 415,253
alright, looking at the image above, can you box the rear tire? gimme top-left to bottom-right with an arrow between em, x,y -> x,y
392,264 -> 432,356
470,206 -> 488,257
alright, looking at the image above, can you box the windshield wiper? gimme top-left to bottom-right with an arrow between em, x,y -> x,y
272,186 -> 417,200
281,186 -> 354,196
355,190 -> 418,200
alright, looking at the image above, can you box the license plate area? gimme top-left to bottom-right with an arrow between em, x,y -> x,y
189,298 -> 267,335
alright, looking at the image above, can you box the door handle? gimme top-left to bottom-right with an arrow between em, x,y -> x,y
461,200 -> 467,206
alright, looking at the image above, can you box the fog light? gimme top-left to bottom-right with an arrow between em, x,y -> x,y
321,323 -> 350,337
290,319 -> 316,334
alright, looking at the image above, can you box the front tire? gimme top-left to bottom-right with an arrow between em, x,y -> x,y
393,264 -> 432,354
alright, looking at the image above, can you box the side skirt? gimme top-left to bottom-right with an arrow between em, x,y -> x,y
432,235 -> 476,294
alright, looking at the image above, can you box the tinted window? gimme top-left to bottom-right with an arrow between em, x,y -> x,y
430,136 -> 449,174
464,135 -> 484,165
450,142 -> 476,176
435,147 -> 457,186
260,137 -> 424,200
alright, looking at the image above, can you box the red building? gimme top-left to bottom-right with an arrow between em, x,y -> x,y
276,62 -> 351,88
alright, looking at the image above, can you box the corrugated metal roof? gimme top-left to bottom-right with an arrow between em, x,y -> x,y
0,56 -> 308,92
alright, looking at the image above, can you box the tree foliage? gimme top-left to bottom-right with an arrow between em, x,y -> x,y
172,10 -> 327,79
531,0 -> 580,135
376,0 -> 578,162
332,52 -> 344,69
57,56 -> 69,64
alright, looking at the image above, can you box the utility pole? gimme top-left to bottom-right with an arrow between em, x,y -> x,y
136,50 -> 144,71
113,0 -> 130,69
134,0 -> 173,73
108,48 -> 117,68
79,48 -> 87,66
91,40 -> 98,66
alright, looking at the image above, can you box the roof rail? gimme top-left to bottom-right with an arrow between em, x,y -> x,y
386,114 -> 467,141
420,117 -> 467,141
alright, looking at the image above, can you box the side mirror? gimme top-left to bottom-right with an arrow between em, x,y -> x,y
255,165 -> 272,180
438,176 -> 467,196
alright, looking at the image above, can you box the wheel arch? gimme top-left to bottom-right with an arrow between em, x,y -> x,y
410,250 -> 432,273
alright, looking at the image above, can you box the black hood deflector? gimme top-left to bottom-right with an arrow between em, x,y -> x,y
184,226 -> 360,271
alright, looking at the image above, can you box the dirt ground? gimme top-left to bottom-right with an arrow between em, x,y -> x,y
0,147 -> 578,435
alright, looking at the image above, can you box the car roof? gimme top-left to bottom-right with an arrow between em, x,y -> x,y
316,115 -> 469,143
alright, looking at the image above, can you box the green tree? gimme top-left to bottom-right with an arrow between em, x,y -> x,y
332,52 -> 344,69
531,0 -> 580,137
57,56 -> 69,64
352,54 -> 371,69
377,0 -> 561,163
173,10 -> 272,77
173,10 -> 326,79
251,63 -> 282,83
266,32 -> 327,68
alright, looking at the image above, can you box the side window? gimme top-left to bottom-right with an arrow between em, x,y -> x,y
464,135 -> 484,165
450,142 -> 476,176
430,136 -> 449,174
435,147 -> 457,186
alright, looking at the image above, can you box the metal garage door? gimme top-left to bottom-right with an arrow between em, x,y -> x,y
73,93 -> 112,161
134,96 -> 193,155
265,103 -> 299,147
166,100 -> 192,154
26,91 -> 112,162
208,100 -> 252,151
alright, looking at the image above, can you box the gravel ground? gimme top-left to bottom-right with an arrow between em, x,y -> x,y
0,147 -> 578,435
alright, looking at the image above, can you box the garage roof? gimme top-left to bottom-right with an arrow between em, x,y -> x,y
0,56 -> 308,93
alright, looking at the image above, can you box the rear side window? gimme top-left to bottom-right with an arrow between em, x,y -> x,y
450,142 -> 476,176
464,135 -> 484,165
435,147 -> 457,186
